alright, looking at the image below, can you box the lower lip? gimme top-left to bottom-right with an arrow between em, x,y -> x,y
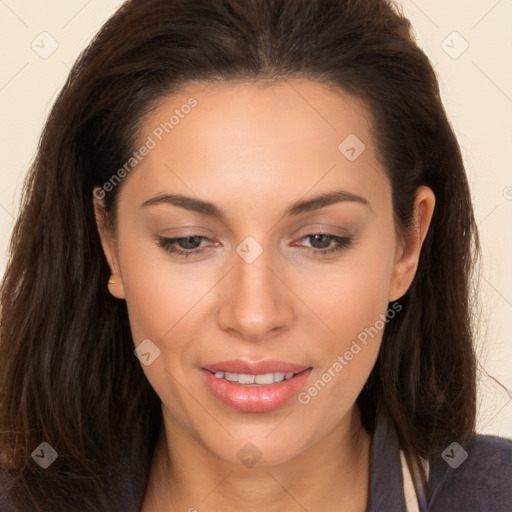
201,368 -> 312,413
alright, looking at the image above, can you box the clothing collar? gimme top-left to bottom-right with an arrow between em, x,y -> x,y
366,407 -> 408,512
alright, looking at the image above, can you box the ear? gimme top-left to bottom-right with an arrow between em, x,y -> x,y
389,186 -> 435,301
93,188 -> 126,299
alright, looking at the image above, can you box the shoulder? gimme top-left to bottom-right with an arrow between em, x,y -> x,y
428,433 -> 512,512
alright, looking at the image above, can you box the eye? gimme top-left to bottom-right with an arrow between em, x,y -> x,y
157,235 -> 212,257
156,233 -> 353,258
295,234 -> 353,255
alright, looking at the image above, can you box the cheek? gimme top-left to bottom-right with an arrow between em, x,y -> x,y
115,237 -> 214,416
293,226 -> 396,400
118,242 -> 209,417
294,228 -> 396,346
116,224 -> 212,342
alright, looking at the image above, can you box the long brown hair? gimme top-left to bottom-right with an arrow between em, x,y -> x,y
1,0 -> 480,509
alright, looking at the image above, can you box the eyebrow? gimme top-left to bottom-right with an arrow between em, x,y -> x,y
140,189 -> 372,218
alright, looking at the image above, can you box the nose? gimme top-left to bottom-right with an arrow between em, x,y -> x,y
216,242 -> 294,342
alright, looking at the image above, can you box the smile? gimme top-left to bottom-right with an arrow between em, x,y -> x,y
210,370 -> 298,385
201,366 -> 312,412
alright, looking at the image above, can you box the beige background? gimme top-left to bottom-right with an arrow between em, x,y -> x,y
1,0 -> 511,437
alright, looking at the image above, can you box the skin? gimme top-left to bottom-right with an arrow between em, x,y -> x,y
94,79 -> 435,512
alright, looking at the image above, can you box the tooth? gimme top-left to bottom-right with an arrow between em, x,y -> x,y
214,370 -> 299,384
238,373 -> 256,384
254,373 -> 275,385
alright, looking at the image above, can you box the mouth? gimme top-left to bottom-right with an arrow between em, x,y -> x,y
204,368 -> 306,386
200,360 -> 312,412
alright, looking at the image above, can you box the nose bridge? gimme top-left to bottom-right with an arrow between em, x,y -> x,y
217,235 -> 292,340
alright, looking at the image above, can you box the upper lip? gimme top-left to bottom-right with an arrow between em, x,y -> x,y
202,359 -> 311,375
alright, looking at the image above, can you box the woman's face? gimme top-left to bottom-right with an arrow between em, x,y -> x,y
96,79 -> 432,466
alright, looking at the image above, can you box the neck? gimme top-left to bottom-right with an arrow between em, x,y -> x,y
143,404 -> 371,512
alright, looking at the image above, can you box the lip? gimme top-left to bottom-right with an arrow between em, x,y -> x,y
202,359 -> 310,375
200,360 -> 312,413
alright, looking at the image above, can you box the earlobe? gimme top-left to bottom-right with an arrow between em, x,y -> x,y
388,186 -> 435,302
93,190 -> 126,300
107,274 -> 126,300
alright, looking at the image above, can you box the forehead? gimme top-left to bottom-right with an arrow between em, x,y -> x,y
139,78 -> 375,155
121,79 -> 389,216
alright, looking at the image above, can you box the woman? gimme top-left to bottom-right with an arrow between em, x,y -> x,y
1,0 -> 511,510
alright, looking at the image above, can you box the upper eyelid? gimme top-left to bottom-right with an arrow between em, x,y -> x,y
157,223 -> 352,238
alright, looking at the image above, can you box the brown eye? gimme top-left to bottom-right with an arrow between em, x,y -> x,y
157,235 -> 210,257
296,234 -> 353,255
309,234 -> 334,249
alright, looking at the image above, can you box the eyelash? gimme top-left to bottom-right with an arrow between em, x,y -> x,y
156,234 -> 353,258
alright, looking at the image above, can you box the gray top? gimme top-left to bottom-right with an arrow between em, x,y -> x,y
367,409 -> 512,512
